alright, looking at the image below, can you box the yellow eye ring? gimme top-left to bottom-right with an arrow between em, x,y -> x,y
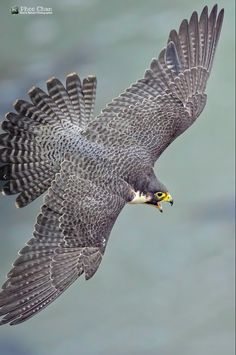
155,192 -> 165,198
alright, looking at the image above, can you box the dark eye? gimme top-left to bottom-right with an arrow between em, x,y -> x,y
157,192 -> 163,197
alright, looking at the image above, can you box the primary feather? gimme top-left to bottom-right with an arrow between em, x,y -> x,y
0,5 -> 224,325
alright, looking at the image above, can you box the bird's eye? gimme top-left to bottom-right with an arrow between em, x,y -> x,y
157,192 -> 163,197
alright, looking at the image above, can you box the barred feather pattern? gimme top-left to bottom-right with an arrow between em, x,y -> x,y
0,73 -> 97,207
0,5 -> 224,325
0,154 -> 132,325
85,5 -> 223,163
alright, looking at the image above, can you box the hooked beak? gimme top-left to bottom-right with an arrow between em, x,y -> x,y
156,193 -> 174,213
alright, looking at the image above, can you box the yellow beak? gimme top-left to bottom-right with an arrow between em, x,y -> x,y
156,193 -> 174,213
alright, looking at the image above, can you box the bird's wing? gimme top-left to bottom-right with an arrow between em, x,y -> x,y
86,5 -> 224,164
0,154 -> 132,325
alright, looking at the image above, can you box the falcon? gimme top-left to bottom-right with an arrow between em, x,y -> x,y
0,5 -> 224,325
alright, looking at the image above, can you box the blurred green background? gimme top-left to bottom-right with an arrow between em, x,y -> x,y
0,0 -> 235,354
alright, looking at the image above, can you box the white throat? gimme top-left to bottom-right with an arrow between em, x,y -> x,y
129,190 -> 151,204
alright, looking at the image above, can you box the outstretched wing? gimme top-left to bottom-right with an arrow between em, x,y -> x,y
0,155 -> 132,325
86,5 -> 224,164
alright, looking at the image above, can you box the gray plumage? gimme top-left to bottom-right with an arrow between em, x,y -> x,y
0,5 -> 224,325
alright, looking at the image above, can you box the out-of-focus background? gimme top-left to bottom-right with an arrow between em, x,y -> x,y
0,0 -> 234,354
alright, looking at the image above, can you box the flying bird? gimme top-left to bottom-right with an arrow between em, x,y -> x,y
0,5 -> 224,325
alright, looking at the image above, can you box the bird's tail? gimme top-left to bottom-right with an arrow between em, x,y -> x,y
0,73 -> 97,207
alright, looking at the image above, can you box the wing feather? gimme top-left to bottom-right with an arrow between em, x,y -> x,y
86,5 -> 224,163
82,75 -> 97,123
0,4 -> 224,325
0,155 -> 132,325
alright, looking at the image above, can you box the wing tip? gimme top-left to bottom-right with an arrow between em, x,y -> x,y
217,7 -> 225,24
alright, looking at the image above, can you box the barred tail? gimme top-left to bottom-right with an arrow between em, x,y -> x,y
0,73 -> 97,207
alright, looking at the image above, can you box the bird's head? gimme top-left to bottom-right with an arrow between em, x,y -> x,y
129,178 -> 173,212
146,191 -> 173,212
